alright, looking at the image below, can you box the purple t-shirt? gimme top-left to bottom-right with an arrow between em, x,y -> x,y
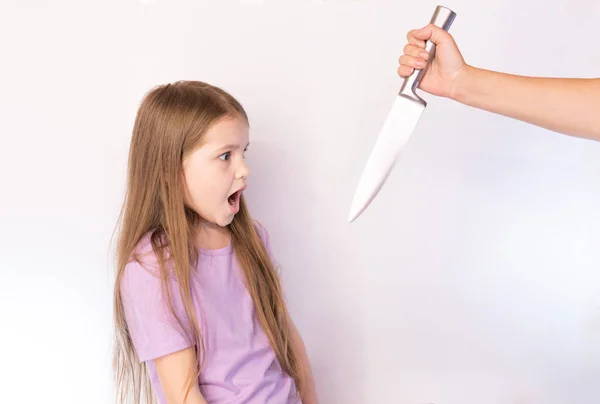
120,222 -> 300,403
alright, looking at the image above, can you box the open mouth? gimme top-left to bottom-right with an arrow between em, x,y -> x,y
228,189 -> 241,207
227,184 -> 246,210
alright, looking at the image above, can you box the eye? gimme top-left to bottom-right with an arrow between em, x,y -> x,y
219,152 -> 231,161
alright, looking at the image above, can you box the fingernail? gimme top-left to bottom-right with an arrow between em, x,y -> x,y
420,51 -> 428,59
416,60 -> 426,67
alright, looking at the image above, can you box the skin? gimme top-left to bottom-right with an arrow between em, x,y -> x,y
182,115 -> 250,250
397,24 -> 600,141
156,115 -> 318,403
155,347 -> 209,404
288,311 -> 319,404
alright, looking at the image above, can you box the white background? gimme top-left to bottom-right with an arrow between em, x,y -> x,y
1,0 -> 599,403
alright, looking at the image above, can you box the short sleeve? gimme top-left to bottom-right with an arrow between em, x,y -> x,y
120,259 -> 192,362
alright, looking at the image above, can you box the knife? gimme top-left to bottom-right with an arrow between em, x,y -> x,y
348,5 -> 457,223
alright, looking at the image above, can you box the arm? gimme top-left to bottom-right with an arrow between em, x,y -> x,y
288,316 -> 318,404
453,67 -> 600,140
120,260 -> 207,404
154,347 -> 208,404
398,24 -> 600,141
254,221 -> 318,403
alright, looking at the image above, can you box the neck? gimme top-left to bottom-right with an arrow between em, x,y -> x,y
194,220 -> 231,250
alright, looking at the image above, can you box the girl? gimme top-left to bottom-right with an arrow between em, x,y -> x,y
112,81 -> 317,404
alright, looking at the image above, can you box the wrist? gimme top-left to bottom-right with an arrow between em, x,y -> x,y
449,64 -> 477,102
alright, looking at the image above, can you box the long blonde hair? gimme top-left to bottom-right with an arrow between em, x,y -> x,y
112,81 -> 303,403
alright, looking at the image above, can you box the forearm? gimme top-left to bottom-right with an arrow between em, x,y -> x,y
290,321 -> 318,404
452,66 -> 600,141
155,348 -> 208,404
298,345 -> 318,404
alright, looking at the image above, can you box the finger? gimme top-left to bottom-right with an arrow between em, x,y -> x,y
398,54 -> 426,70
406,29 -> 426,48
411,24 -> 452,46
403,43 -> 429,60
397,65 -> 415,77
406,25 -> 431,41
407,36 -> 426,48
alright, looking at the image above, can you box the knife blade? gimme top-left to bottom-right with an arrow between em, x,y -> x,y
348,5 -> 457,223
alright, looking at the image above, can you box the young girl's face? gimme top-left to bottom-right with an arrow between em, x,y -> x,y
182,115 -> 250,227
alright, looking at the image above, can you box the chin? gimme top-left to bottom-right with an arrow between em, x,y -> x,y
198,213 -> 232,228
216,215 -> 234,227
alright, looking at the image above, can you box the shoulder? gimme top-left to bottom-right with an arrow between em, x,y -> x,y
118,233 -> 187,326
251,220 -> 280,271
117,233 -> 192,362
252,219 -> 273,251
120,232 -> 173,297
253,219 -> 268,241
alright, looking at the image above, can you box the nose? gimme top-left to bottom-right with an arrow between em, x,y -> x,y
236,159 -> 250,180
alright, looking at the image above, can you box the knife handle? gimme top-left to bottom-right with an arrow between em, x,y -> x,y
399,5 -> 457,106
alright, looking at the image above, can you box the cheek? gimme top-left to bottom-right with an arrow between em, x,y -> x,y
183,164 -> 222,208
185,172 -> 208,202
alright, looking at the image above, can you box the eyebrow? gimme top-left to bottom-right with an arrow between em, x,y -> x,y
216,142 -> 250,153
